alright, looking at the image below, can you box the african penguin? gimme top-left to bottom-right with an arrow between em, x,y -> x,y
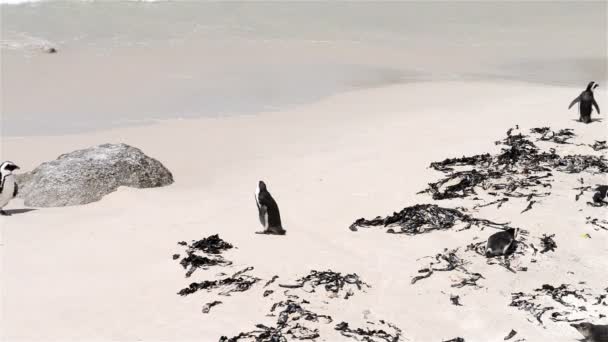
485,228 -> 517,258
254,181 -> 285,235
0,161 -> 20,216
592,185 -> 608,204
571,322 -> 608,342
569,81 -> 601,124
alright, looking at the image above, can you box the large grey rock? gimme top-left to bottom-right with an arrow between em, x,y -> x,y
16,143 -> 173,207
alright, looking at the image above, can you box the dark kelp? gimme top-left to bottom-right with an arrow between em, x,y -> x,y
510,284 -> 608,325
411,249 -> 483,288
220,299 -> 332,341
420,127 -> 608,212
178,266 -> 260,296
279,270 -> 370,298
334,320 -> 402,342
350,204 -> 510,234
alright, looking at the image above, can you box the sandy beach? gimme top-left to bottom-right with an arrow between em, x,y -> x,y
2,80 -> 607,341
2,1 -> 607,341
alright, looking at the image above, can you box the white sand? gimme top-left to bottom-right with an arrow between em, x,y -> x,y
1,81 -> 607,341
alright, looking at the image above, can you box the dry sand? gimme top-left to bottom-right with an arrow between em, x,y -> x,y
1,81 -> 607,341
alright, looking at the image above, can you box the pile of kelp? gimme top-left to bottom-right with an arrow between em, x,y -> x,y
510,284 -> 608,325
349,204 -> 510,234
176,234 -> 234,277
418,127 -> 608,211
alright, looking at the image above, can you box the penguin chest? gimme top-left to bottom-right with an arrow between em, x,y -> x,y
0,175 -> 16,207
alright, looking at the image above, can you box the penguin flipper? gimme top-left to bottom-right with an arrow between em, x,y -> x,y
13,182 -> 18,197
568,95 -> 581,109
593,99 -> 600,114
258,205 -> 268,227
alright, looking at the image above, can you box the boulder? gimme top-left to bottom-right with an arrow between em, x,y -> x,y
16,143 -> 173,207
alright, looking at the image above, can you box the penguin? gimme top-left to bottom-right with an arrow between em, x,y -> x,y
592,185 -> 608,204
571,322 -> 608,342
569,81 -> 600,124
485,228 -> 517,258
0,161 -> 20,216
254,180 -> 285,235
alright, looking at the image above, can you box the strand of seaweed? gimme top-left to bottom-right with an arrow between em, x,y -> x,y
334,320 -> 402,342
586,217 -> 608,231
510,284 -> 608,325
349,204 -> 511,234
178,266 -> 260,296
278,270 -> 370,299
410,248 -> 484,288
419,127 -> 608,212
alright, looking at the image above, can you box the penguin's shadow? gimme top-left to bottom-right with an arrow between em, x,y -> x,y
571,118 -> 603,123
3,208 -> 37,216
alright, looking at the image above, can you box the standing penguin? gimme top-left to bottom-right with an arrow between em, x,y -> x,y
0,161 -> 20,216
569,81 -> 600,124
254,181 -> 285,235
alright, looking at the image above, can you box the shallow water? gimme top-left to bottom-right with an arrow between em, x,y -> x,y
1,1 -> 606,136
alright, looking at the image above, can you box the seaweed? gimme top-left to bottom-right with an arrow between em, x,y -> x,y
179,254 -> 232,277
530,127 -> 575,144
279,270 -> 369,298
420,127 -> 608,211
589,140 -> 608,151
450,294 -> 463,306
350,204 -> 510,235
411,249 -> 483,288
220,299 -> 332,341
539,234 -> 557,254
334,320 -> 402,342
202,301 -> 222,314
510,284 -> 607,325
586,217 -> 608,231
443,338 -> 465,342
175,234 -> 235,277
503,329 -> 517,340
178,266 -> 260,296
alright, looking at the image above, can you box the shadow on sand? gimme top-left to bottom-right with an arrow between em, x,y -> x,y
2,208 -> 37,216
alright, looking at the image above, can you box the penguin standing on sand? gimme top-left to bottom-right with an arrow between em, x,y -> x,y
0,161 -> 20,216
485,228 -> 518,258
254,181 -> 285,235
569,81 -> 600,124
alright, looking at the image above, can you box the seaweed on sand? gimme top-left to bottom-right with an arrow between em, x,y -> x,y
279,270 -> 370,298
219,299 -> 332,341
334,320 -> 402,342
175,234 -> 235,277
586,217 -> 608,231
349,204 -> 509,234
530,127 -> 576,144
178,266 -> 260,296
411,249 -> 484,288
420,127 -> 608,211
510,284 -> 608,325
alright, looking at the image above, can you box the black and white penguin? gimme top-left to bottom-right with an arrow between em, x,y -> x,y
485,228 -> 517,258
571,322 -> 608,342
0,161 -> 20,216
569,81 -> 601,124
592,185 -> 608,204
254,180 -> 285,235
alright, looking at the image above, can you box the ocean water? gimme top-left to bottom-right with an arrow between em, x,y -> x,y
1,1 -> 606,136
